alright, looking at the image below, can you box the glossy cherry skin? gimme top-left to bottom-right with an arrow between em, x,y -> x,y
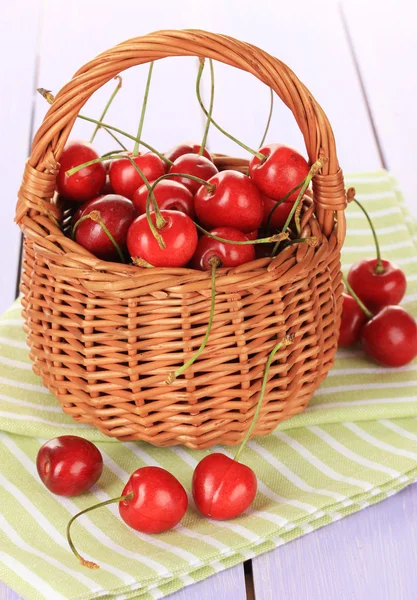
119,467 -> 188,534
56,140 -> 107,202
195,170 -> 264,233
100,175 -> 114,195
192,227 -> 255,270
75,195 -> 136,261
249,144 -> 309,202
165,142 -> 212,163
133,179 -> 195,219
127,209 -> 198,267
169,154 -> 218,194
261,194 -> 294,230
347,258 -> 407,313
246,229 -> 258,241
109,152 -> 167,200
361,305 -> 417,367
36,435 -> 103,497
338,293 -> 368,347
192,453 -> 257,520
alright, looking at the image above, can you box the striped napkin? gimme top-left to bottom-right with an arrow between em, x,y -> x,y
1,170 -> 416,600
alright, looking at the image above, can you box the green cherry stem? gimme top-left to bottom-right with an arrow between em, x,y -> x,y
259,87 -> 274,148
196,59 -> 265,161
133,62 -> 154,157
265,179 -> 305,235
36,88 -> 172,166
67,492 -> 134,569
233,333 -> 294,462
72,211 -> 126,263
90,76 -> 122,144
194,222 -> 289,245
270,158 -> 325,257
198,58 -> 214,156
350,195 -> 384,274
343,274 -> 373,319
166,257 -> 220,384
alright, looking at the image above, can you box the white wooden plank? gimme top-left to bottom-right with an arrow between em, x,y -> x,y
33,0 -> 381,171
342,0 -> 417,217
0,1 -> 42,315
197,0 -> 381,174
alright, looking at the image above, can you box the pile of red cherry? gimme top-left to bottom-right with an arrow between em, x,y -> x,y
60,138 -> 310,271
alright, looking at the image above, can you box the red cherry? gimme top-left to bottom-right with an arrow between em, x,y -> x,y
194,170 -> 263,233
261,194 -> 294,230
72,196 -> 103,227
338,293 -> 368,347
168,154 -> 218,194
36,436 -> 103,497
165,142 -> 212,163
347,259 -> 407,313
246,229 -> 258,241
109,152 -> 167,200
56,140 -> 106,202
127,210 -> 198,267
192,453 -> 257,520
100,175 -> 114,195
249,144 -> 309,202
75,194 -> 136,261
119,467 -> 188,534
361,305 -> 417,367
133,179 -> 195,219
192,227 -> 255,270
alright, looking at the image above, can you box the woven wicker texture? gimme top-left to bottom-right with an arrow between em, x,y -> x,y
15,30 -> 346,448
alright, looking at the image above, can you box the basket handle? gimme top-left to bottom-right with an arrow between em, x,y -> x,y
16,29 -> 346,243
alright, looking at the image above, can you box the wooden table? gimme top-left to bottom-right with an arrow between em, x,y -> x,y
1,1 -> 416,598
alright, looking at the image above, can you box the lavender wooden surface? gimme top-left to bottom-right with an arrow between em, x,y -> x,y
252,483 -> 417,600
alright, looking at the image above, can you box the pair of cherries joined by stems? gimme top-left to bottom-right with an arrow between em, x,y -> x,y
36,333 -> 293,569
338,192 -> 417,367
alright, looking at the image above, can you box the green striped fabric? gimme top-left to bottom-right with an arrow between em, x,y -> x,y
1,170 -> 416,600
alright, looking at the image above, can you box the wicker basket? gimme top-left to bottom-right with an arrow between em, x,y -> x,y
15,29 -> 347,449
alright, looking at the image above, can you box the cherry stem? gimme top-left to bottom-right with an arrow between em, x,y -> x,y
66,492 -> 134,569
72,211 -> 126,263
199,58 -> 214,156
270,158 -> 325,256
121,155 -> 166,248
133,62 -> 154,157
196,59 -> 265,161
351,197 -> 384,274
288,236 -> 318,247
132,257 -> 154,268
166,258 -> 219,384
37,88 -> 173,166
90,76 -> 122,144
194,222 -> 289,245
233,333 -> 294,462
259,88 -> 274,148
343,274 -> 373,319
265,180 -> 305,235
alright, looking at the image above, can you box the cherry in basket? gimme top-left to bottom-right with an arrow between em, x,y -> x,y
127,209 -> 198,268
57,140 -> 107,202
165,142 -> 212,163
73,194 -> 136,262
133,179 -> 195,218
194,170 -> 264,233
